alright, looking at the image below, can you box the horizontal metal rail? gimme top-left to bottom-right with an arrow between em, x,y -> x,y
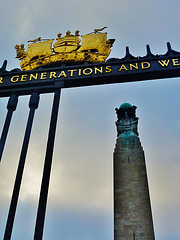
0,43 -> 180,97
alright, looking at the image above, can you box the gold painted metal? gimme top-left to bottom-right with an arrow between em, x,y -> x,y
15,28 -> 115,71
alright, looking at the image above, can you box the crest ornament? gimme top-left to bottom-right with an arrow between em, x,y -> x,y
15,28 -> 115,71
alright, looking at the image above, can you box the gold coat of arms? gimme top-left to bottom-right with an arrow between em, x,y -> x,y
15,27 -> 115,71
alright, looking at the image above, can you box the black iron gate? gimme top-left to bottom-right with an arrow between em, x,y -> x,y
1,42 -> 180,239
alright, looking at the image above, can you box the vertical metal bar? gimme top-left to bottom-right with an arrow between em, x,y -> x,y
34,88 -> 61,240
3,92 -> 40,240
0,94 -> 18,162
133,233 -> 136,240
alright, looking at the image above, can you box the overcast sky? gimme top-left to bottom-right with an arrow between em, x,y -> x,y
0,0 -> 180,240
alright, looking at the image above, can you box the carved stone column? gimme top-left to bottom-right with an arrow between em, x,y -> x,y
114,103 -> 155,240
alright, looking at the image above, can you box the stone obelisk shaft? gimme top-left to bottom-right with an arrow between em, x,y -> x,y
114,103 -> 155,240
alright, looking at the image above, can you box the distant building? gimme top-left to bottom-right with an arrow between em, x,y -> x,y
114,103 -> 155,240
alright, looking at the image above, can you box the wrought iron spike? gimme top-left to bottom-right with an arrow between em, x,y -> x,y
125,46 -> 130,57
165,42 -> 180,56
146,45 -> 152,55
144,44 -> 156,58
124,46 -> 137,60
0,60 -> 7,72
2,60 -> 7,70
167,42 -> 172,52
139,44 -> 157,59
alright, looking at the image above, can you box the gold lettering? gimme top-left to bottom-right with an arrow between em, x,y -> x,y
78,69 -> 82,76
30,73 -> 38,80
141,62 -> 151,69
50,72 -> 57,78
119,65 -> 128,71
105,65 -> 112,73
172,59 -> 180,66
68,69 -> 77,77
158,60 -> 170,67
130,63 -> 138,70
40,72 -> 47,80
21,74 -> 28,81
0,77 -> 3,84
11,75 -> 19,83
58,71 -> 67,78
94,67 -> 103,74
83,68 -> 93,75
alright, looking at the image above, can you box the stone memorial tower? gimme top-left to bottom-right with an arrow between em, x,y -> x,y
114,103 -> 155,240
